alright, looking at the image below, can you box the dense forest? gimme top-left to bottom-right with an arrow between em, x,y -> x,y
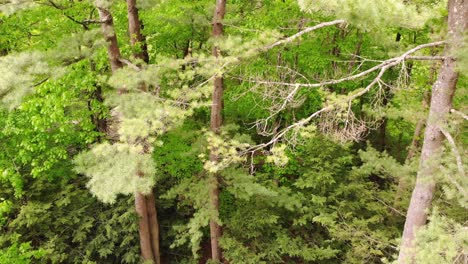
0,0 -> 466,263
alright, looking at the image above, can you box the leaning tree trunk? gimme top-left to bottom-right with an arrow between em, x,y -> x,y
397,0 -> 467,263
126,1 -> 161,263
208,0 -> 226,262
97,5 -> 155,263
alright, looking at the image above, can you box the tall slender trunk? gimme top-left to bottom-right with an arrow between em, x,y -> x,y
393,47 -> 438,209
398,1 -> 466,263
377,95 -> 388,152
97,5 -> 156,263
126,1 -> 160,263
97,7 -> 123,73
146,192 -> 161,264
126,0 -> 149,63
208,0 -> 226,262
135,193 -> 155,261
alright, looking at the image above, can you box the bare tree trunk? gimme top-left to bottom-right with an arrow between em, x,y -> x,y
147,192 -> 161,264
398,1 -> 466,262
126,0 -> 149,63
393,118 -> 425,207
97,5 -> 155,263
136,193 -> 155,261
97,7 -> 123,73
377,96 -> 388,152
208,0 -> 226,262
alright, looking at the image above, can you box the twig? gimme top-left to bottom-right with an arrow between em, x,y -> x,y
450,109 -> 468,121
439,126 -> 467,198
119,58 -> 142,71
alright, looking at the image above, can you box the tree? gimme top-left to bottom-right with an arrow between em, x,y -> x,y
94,2 -> 158,262
398,0 -> 467,262
125,0 -> 161,262
1,0 -> 466,263
208,0 -> 227,262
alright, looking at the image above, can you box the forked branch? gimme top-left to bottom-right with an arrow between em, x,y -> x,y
245,41 -> 446,152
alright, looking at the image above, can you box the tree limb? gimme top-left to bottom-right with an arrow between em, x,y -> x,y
260,20 -> 346,51
244,41 -> 446,152
243,41 -> 446,88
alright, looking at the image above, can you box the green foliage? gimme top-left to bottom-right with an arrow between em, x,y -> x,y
0,176 -> 141,263
0,62 -> 100,196
0,0 -> 465,263
0,52 -> 52,109
75,142 -> 157,203
0,234 -> 45,264
298,0 -> 444,30
413,209 -> 467,264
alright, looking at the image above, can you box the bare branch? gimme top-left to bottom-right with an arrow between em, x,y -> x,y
244,41 -> 446,88
374,196 -> 406,217
406,56 -> 446,61
245,41 -> 446,152
119,58 -> 142,71
450,109 -> 468,121
439,127 -> 466,198
44,0 -> 91,30
260,20 -> 346,51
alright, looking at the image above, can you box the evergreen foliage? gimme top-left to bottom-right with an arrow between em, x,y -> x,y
0,0 -> 465,263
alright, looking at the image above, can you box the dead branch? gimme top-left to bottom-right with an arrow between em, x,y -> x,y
244,41 -> 446,152
260,20 -> 346,51
439,126 -> 466,198
450,109 -> 468,121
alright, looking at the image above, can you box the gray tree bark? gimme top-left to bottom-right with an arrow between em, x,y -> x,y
397,0 -> 467,263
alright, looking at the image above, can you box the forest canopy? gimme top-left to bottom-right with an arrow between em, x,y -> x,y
0,0 -> 466,263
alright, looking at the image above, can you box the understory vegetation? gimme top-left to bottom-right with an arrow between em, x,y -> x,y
0,0 -> 466,263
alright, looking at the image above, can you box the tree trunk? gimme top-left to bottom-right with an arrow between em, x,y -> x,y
97,7 -> 123,73
126,1 -> 160,262
147,192 -> 161,264
348,30 -> 363,73
208,0 -> 226,262
136,193 -> 155,261
398,1 -> 466,262
126,0 -> 149,62
97,5 -> 155,263
394,47 -> 437,208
